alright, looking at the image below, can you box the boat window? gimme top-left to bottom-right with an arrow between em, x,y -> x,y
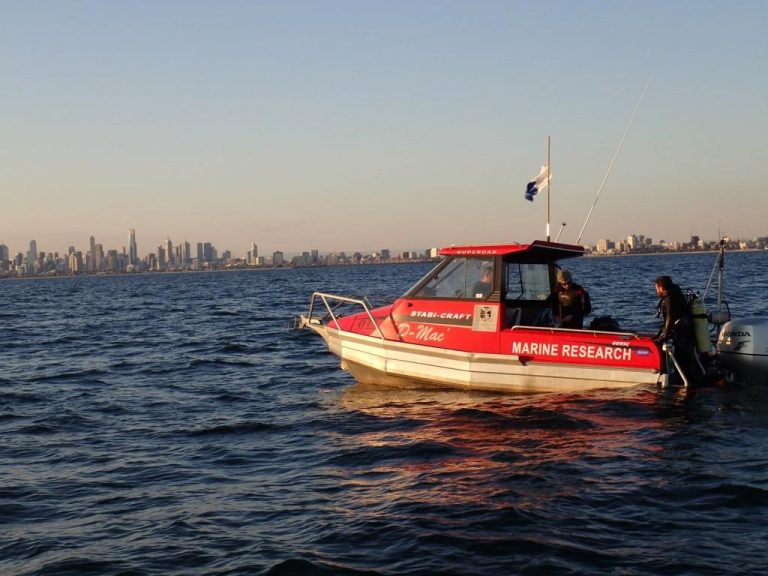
411,258 -> 492,299
505,262 -> 551,301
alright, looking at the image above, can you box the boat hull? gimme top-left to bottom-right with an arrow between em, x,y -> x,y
314,323 -> 665,394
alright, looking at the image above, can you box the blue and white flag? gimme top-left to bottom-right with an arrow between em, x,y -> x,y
525,165 -> 550,202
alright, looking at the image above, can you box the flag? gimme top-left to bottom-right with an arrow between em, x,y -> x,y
525,165 -> 550,201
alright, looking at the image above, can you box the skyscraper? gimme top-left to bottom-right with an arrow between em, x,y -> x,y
181,241 -> 191,265
250,242 -> 258,265
163,237 -> 174,269
128,228 -> 138,266
106,250 -> 119,272
88,236 -> 95,272
27,240 -> 38,274
94,243 -> 104,272
69,251 -> 83,273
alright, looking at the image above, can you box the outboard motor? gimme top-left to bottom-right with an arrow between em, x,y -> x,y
717,318 -> 768,384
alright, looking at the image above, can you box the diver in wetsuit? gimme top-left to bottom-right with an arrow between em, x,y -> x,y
551,269 -> 591,329
654,275 -> 703,383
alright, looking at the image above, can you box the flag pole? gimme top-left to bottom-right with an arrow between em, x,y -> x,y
546,136 -> 551,241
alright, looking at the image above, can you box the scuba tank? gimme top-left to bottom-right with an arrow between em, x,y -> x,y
689,296 -> 710,354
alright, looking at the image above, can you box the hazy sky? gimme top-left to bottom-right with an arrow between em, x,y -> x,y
1,1 -> 766,257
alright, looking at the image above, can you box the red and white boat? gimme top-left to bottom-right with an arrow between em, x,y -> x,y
297,240 -> 672,394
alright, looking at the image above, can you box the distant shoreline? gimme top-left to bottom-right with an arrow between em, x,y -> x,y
0,259 -> 435,282
3,249 -> 766,282
587,248 -> 767,257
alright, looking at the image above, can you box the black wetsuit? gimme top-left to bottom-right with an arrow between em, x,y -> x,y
657,283 -> 701,382
657,283 -> 689,342
552,282 -> 591,329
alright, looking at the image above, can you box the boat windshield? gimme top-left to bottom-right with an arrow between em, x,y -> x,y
505,262 -> 551,301
410,258 -> 493,299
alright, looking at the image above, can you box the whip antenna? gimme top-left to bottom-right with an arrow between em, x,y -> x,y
555,222 -> 566,242
576,83 -> 648,245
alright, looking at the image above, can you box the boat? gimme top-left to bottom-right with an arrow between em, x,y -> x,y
296,240 -> 677,394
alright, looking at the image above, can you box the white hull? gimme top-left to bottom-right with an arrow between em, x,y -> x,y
306,321 -> 665,394
717,317 -> 768,385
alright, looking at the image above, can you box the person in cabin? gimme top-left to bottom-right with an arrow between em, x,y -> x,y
551,269 -> 591,328
654,275 -> 702,382
471,264 -> 493,298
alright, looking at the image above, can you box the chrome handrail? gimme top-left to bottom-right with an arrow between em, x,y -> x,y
508,324 -> 645,340
306,291 -> 386,340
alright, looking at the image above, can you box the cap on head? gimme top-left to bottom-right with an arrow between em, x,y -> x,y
557,269 -> 572,284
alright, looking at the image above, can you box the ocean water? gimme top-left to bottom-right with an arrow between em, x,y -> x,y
1,251 -> 767,575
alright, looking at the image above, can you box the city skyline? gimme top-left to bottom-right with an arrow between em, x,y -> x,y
2,2 -> 767,253
3,225 -> 766,278
4,225 -> 768,265
3,225 -> 765,267
6,199 -> 768,261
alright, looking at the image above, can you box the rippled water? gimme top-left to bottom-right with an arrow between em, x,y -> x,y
1,251 -> 767,575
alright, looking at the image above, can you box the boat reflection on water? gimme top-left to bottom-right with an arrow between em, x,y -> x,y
328,383 -> 685,511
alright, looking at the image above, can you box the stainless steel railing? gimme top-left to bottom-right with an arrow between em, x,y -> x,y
301,291 -> 386,340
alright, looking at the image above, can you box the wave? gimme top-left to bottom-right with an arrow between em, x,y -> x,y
448,405 -> 596,431
32,368 -> 108,383
0,390 -> 44,404
327,440 -> 459,467
265,558 -> 384,576
188,357 -> 263,368
26,557 -> 132,576
187,421 -> 277,437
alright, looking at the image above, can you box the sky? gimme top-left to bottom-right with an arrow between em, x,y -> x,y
1,1 -> 767,258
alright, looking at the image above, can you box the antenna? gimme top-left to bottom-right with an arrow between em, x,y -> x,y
576,84 -> 648,245
547,136 -> 551,241
555,222 -> 566,242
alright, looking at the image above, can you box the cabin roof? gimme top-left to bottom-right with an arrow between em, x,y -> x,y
438,240 -> 584,261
